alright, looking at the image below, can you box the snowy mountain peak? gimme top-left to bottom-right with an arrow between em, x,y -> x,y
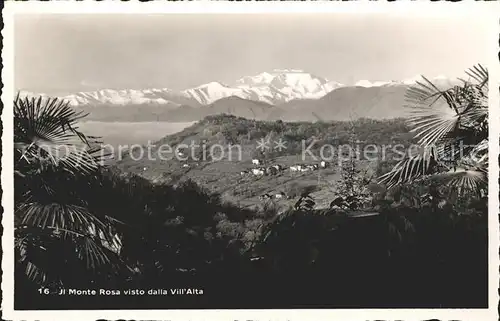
230,70 -> 342,102
193,81 -> 229,89
271,69 -> 305,73
236,72 -> 276,87
173,70 -> 345,105
236,70 -> 315,85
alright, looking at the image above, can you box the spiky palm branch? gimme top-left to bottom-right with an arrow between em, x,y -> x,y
14,93 -> 122,287
378,64 -> 488,196
14,93 -> 106,175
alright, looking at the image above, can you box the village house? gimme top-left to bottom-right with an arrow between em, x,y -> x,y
252,168 -> 265,176
275,192 -> 286,199
300,165 -> 311,172
252,159 -> 262,166
290,164 -> 304,172
306,164 -> 319,171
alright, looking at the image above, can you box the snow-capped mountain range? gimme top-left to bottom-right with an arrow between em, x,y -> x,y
354,74 -> 453,88
19,70 -> 456,107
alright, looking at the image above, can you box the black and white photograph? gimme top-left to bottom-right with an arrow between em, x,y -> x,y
2,2 -> 499,321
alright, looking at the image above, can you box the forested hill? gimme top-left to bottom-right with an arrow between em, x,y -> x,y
115,115 -> 416,208
117,114 -> 415,169
145,114 -> 413,153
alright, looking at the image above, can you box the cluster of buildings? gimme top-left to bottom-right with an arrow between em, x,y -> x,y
259,191 -> 288,201
240,163 -> 286,177
240,159 -> 329,177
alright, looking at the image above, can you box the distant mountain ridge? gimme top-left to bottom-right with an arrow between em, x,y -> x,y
19,70 -> 345,107
19,70 -> 456,108
18,71 -> 460,122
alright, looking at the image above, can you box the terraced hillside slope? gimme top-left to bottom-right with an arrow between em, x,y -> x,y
115,115 -> 415,210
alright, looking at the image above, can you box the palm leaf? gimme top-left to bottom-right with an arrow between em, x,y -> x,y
378,146 -> 439,188
16,224 -> 122,281
465,63 -> 488,89
380,65 -> 489,190
405,68 -> 488,149
405,84 -> 462,147
71,235 -> 112,269
14,93 -> 102,174
25,261 -> 48,284
18,203 -> 110,239
431,167 -> 487,196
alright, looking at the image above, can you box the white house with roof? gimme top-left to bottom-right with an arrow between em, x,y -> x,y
252,159 -> 262,166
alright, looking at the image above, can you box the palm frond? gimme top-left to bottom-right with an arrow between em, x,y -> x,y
25,261 -> 48,284
465,63 -> 488,89
405,85 -> 462,147
14,93 -> 102,174
468,139 -> 489,164
16,224 -> 123,282
430,167 -> 487,196
381,65 -> 489,190
378,146 -> 439,188
18,202 -> 108,236
405,68 -> 488,149
71,235 -> 113,269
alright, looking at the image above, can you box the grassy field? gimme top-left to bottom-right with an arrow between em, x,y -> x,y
132,154 -> 376,211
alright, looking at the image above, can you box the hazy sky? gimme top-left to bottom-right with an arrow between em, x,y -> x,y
15,13 -> 489,94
